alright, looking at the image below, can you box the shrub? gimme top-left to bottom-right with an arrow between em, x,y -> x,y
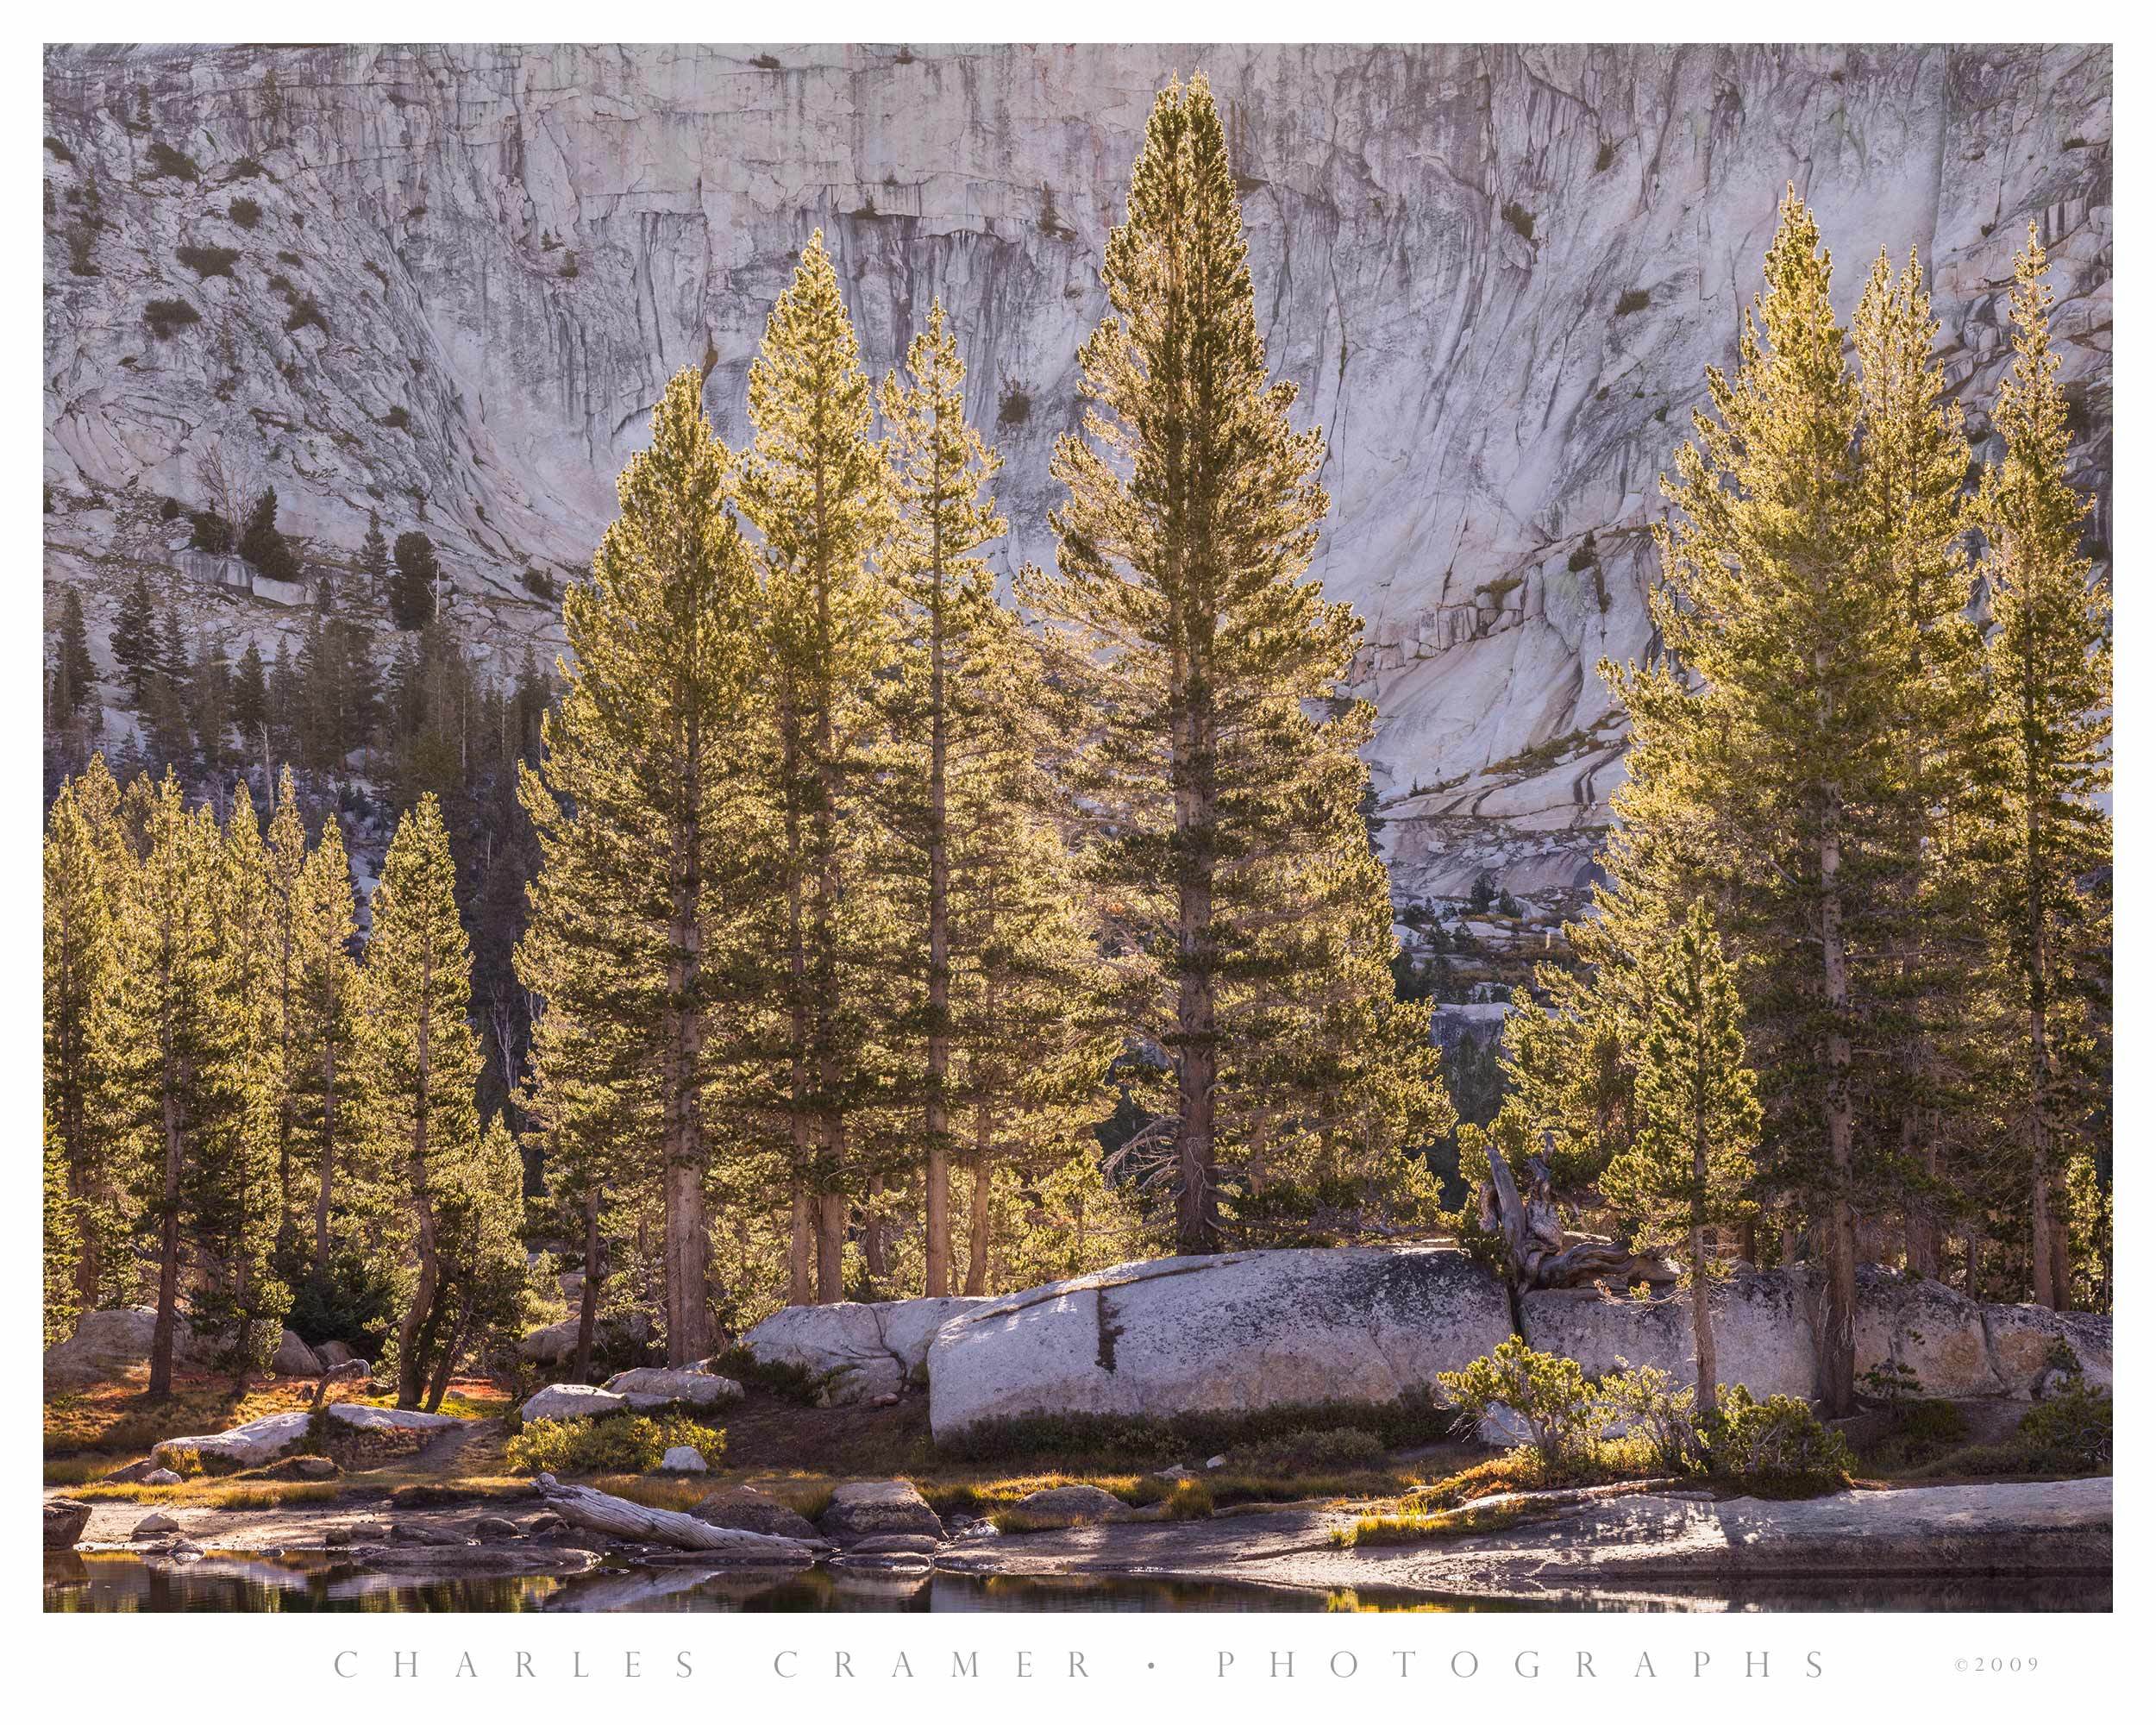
229,197 -> 261,229
998,383 -> 1032,426
1161,1478 -> 1213,1520
1225,1426 -> 1388,1475
1595,1362 -> 1702,1475
2015,1383 -> 2110,1474
285,295 -> 328,336
938,1393 -> 1456,1465
384,405 -> 410,430
146,141 -> 201,182
1594,139 -> 1615,173
1704,1385 -> 1852,1495
47,135 -> 75,164
1614,287 -> 1650,317
1501,201 -> 1534,242
176,244 -> 240,279
504,1413 -> 726,1477
1566,531 -> 1599,574
229,156 -> 267,179
1437,1337 -> 1606,1469
1860,1396 -> 1969,1473
143,298 -> 200,339
521,565 -> 560,602
189,511 -> 233,554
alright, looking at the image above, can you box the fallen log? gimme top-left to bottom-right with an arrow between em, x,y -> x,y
531,1474 -> 818,1558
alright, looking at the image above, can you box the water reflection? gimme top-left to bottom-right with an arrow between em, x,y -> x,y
45,1552 -> 2109,1615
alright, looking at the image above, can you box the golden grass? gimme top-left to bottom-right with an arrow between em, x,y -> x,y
67,1479 -> 346,1509
1331,1497 -> 1535,1549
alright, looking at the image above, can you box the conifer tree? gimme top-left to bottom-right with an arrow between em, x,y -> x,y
45,756 -> 128,1309
360,794 -> 486,1406
360,510 -> 390,603
292,806 -> 360,1287
44,1110 -> 82,1349
52,586 -> 97,717
1976,228 -> 2112,1308
1852,248 -> 1992,1279
110,571 -> 161,710
231,640 -> 269,776
520,367 -> 766,1362
1026,74 -> 1440,1251
736,231 -> 896,1302
1601,900 -> 1760,1415
414,1116 -> 530,1411
390,530 -> 441,630
240,486 -> 299,585
260,773 -> 308,1258
1608,189 -> 1937,1413
878,301 -> 1011,1295
191,635 -> 233,775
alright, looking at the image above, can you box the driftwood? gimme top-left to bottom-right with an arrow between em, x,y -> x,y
311,1359 -> 369,1410
532,1475 -> 818,1558
1481,1147 -> 1678,1292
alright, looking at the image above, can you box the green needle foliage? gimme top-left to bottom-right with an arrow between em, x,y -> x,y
1026,73 -> 1448,1252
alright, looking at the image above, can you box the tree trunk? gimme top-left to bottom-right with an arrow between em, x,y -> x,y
147,1076 -> 185,1401
1904,1126 -> 1940,1282
572,1189 -> 602,1384
535,1476 -> 813,1555
1689,1114 -> 1717,1417
923,526 -> 953,1298
424,1284 -> 474,1413
815,1178 -> 846,1305
781,707 -> 813,1308
312,1019 -> 338,1285
864,1172 -> 888,1290
965,1110 -> 993,1296
1817,805 -> 1858,1418
660,745 -> 712,1366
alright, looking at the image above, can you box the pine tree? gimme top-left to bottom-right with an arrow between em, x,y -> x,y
1607,188 -> 1938,1414
291,802 -> 360,1287
1601,900 -> 1760,1414
736,231 -> 897,1302
415,1116 -> 530,1411
266,637 -> 300,765
44,756 -> 129,1310
520,367 -> 766,1363
240,486 -> 299,585
52,586 -> 97,717
231,641 -> 269,777
360,794 -> 486,1406
110,572 -> 161,710
260,774 -> 309,1261
360,510 -> 390,603
1025,74 -> 1441,1252
44,1109 -> 82,1349
1849,248 -> 1992,1282
1976,227 -> 2112,1309
190,635 -> 233,775
878,301 -> 1012,1295
390,530 -> 441,630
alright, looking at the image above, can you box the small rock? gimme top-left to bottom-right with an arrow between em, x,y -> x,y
1152,1464 -> 1194,1481
291,1456 -> 339,1480
103,1458 -> 158,1484
390,1522 -> 458,1546
168,1542 -> 204,1562
869,1392 -> 901,1408
1204,1455 -> 1227,1470
524,1512 -> 567,1534
473,1515 -> 523,1541
132,1512 -> 180,1538
817,1478 -> 944,1547
1011,1484 -> 1132,1527
657,1445 -> 708,1474
44,1499 -> 92,1550
141,1468 -> 183,1486
853,1533 -> 940,1554
692,1486 -> 819,1542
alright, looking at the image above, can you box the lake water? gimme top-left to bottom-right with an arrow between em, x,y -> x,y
44,1552 -> 2110,1614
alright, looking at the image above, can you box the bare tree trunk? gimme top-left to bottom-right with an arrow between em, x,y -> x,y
395,962 -> 440,1410
1905,1127 -> 1940,1281
923,520 -> 953,1297
780,712 -> 813,1308
1689,1116 -> 1717,1417
965,1111 -> 992,1296
1817,801 -> 1858,1418
815,1175 -> 846,1305
572,1189 -> 602,1383
424,1285 -> 474,1413
147,1076 -> 185,1401
312,1015 -> 338,1284
864,1172 -> 888,1290
660,728 -> 712,1366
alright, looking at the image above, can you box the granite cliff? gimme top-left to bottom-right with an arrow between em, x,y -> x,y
43,42 -> 2111,905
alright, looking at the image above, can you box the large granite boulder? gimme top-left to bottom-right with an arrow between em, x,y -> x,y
520,1383 -> 630,1424
153,1409 -> 312,1469
1520,1274 -> 1820,1400
43,1308 -> 215,1387
1852,1268 -> 2002,1396
601,1367 -> 744,1411
323,1404 -> 467,1435
272,1330 -> 323,1377
741,1297 -> 985,1405
518,1312 -> 649,1368
1011,1484 -> 1132,1527
692,1486 -> 820,1542
1981,1302 -> 2114,1396
926,1248 -> 1513,1440
45,1499 -> 92,1550
817,1480 -> 944,1547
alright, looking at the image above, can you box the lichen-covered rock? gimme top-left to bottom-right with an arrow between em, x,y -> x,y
271,1331 -> 323,1377
741,1298 -> 984,1406
601,1366 -> 744,1410
817,1480 -> 944,1547
1852,1269 -> 2002,1397
519,1383 -> 629,1424
927,1248 -> 1513,1440
153,1409 -> 312,1469
323,1403 -> 467,1434
1981,1302 -> 2115,1397
517,1313 -> 650,1367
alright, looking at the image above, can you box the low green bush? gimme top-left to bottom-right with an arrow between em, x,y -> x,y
1705,1386 -> 1852,1496
1224,1426 -> 1387,1475
938,1392 -> 1456,1465
1438,1337 -> 1604,1469
2015,1383 -> 2110,1474
144,298 -> 200,339
1614,287 -> 1651,317
177,243 -> 240,279
146,141 -> 199,181
1595,1362 -> 1702,1475
229,197 -> 261,229
504,1412 -> 726,1477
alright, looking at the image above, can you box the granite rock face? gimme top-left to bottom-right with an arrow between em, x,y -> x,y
925,1247 -> 1514,1440
739,1296 -> 984,1405
41,44 -> 2111,903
